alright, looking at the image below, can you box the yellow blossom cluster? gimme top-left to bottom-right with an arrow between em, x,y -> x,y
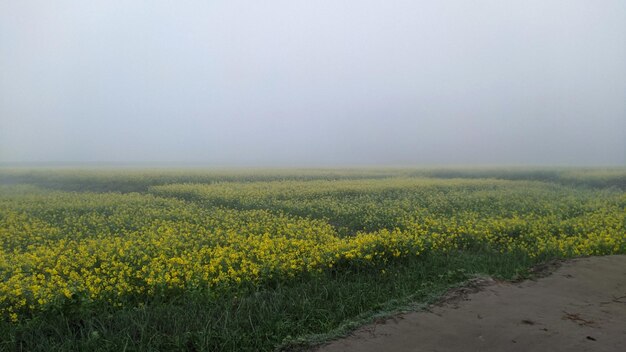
0,177 -> 624,321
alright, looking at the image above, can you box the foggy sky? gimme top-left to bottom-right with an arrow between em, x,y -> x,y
1,0 -> 625,166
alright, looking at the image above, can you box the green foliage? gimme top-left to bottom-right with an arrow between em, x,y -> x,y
0,168 -> 624,351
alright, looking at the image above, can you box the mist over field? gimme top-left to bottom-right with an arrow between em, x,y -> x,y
1,4 -> 626,349
1,0 -> 625,166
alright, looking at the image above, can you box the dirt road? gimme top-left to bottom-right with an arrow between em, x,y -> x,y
316,255 -> 626,352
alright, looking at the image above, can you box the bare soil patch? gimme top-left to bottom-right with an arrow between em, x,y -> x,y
315,255 -> 626,352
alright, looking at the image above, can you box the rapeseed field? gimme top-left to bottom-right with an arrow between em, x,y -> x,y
0,168 -> 624,351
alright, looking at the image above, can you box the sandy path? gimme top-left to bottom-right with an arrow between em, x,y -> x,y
315,255 -> 626,352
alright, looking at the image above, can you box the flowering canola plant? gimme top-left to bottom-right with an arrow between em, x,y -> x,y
0,177 -> 624,321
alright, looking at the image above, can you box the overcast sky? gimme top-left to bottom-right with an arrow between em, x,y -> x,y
1,0 -> 625,166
